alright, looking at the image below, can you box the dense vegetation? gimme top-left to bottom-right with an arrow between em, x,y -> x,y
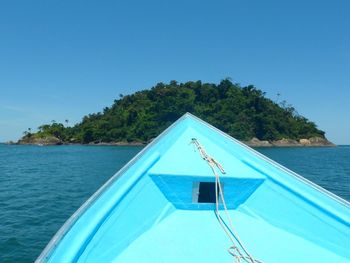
23,79 -> 325,144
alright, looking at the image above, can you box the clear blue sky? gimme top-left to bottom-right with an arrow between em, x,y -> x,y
1,0 -> 349,144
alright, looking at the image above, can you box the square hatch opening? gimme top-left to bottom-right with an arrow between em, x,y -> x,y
193,182 -> 223,203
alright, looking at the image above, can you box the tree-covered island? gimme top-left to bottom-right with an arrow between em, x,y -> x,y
18,79 -> 334,147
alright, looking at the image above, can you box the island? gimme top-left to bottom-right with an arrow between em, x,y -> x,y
16,79 -> 334,147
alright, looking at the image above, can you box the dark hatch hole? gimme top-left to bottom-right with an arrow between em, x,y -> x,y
197,182 -> 221,203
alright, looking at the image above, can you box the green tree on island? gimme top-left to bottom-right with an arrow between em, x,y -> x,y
21,79 -> 326,144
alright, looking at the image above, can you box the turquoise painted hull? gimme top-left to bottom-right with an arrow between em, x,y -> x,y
37,113 -> 350,263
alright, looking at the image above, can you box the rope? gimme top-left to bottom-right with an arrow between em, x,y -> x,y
190,138 -> 262,263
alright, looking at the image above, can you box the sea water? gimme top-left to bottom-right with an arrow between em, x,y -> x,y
0,144 -> 349,262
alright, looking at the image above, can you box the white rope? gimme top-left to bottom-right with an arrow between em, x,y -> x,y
190,138 -> 262,263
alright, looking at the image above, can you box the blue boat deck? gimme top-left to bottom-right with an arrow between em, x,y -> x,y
38,113 -> 350,263
76,207 -> 349,263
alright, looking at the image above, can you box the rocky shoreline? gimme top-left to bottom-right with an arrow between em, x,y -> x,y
9,136 -> 335,147
11,137 -> 145,146
243,137 -> 335,147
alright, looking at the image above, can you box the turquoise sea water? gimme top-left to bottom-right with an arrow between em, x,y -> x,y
0,144 -> 349,262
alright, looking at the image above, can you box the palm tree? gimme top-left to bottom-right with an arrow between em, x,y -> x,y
276,93 -> 281,103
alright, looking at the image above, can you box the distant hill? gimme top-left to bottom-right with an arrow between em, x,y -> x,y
19,79 -> 332,146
